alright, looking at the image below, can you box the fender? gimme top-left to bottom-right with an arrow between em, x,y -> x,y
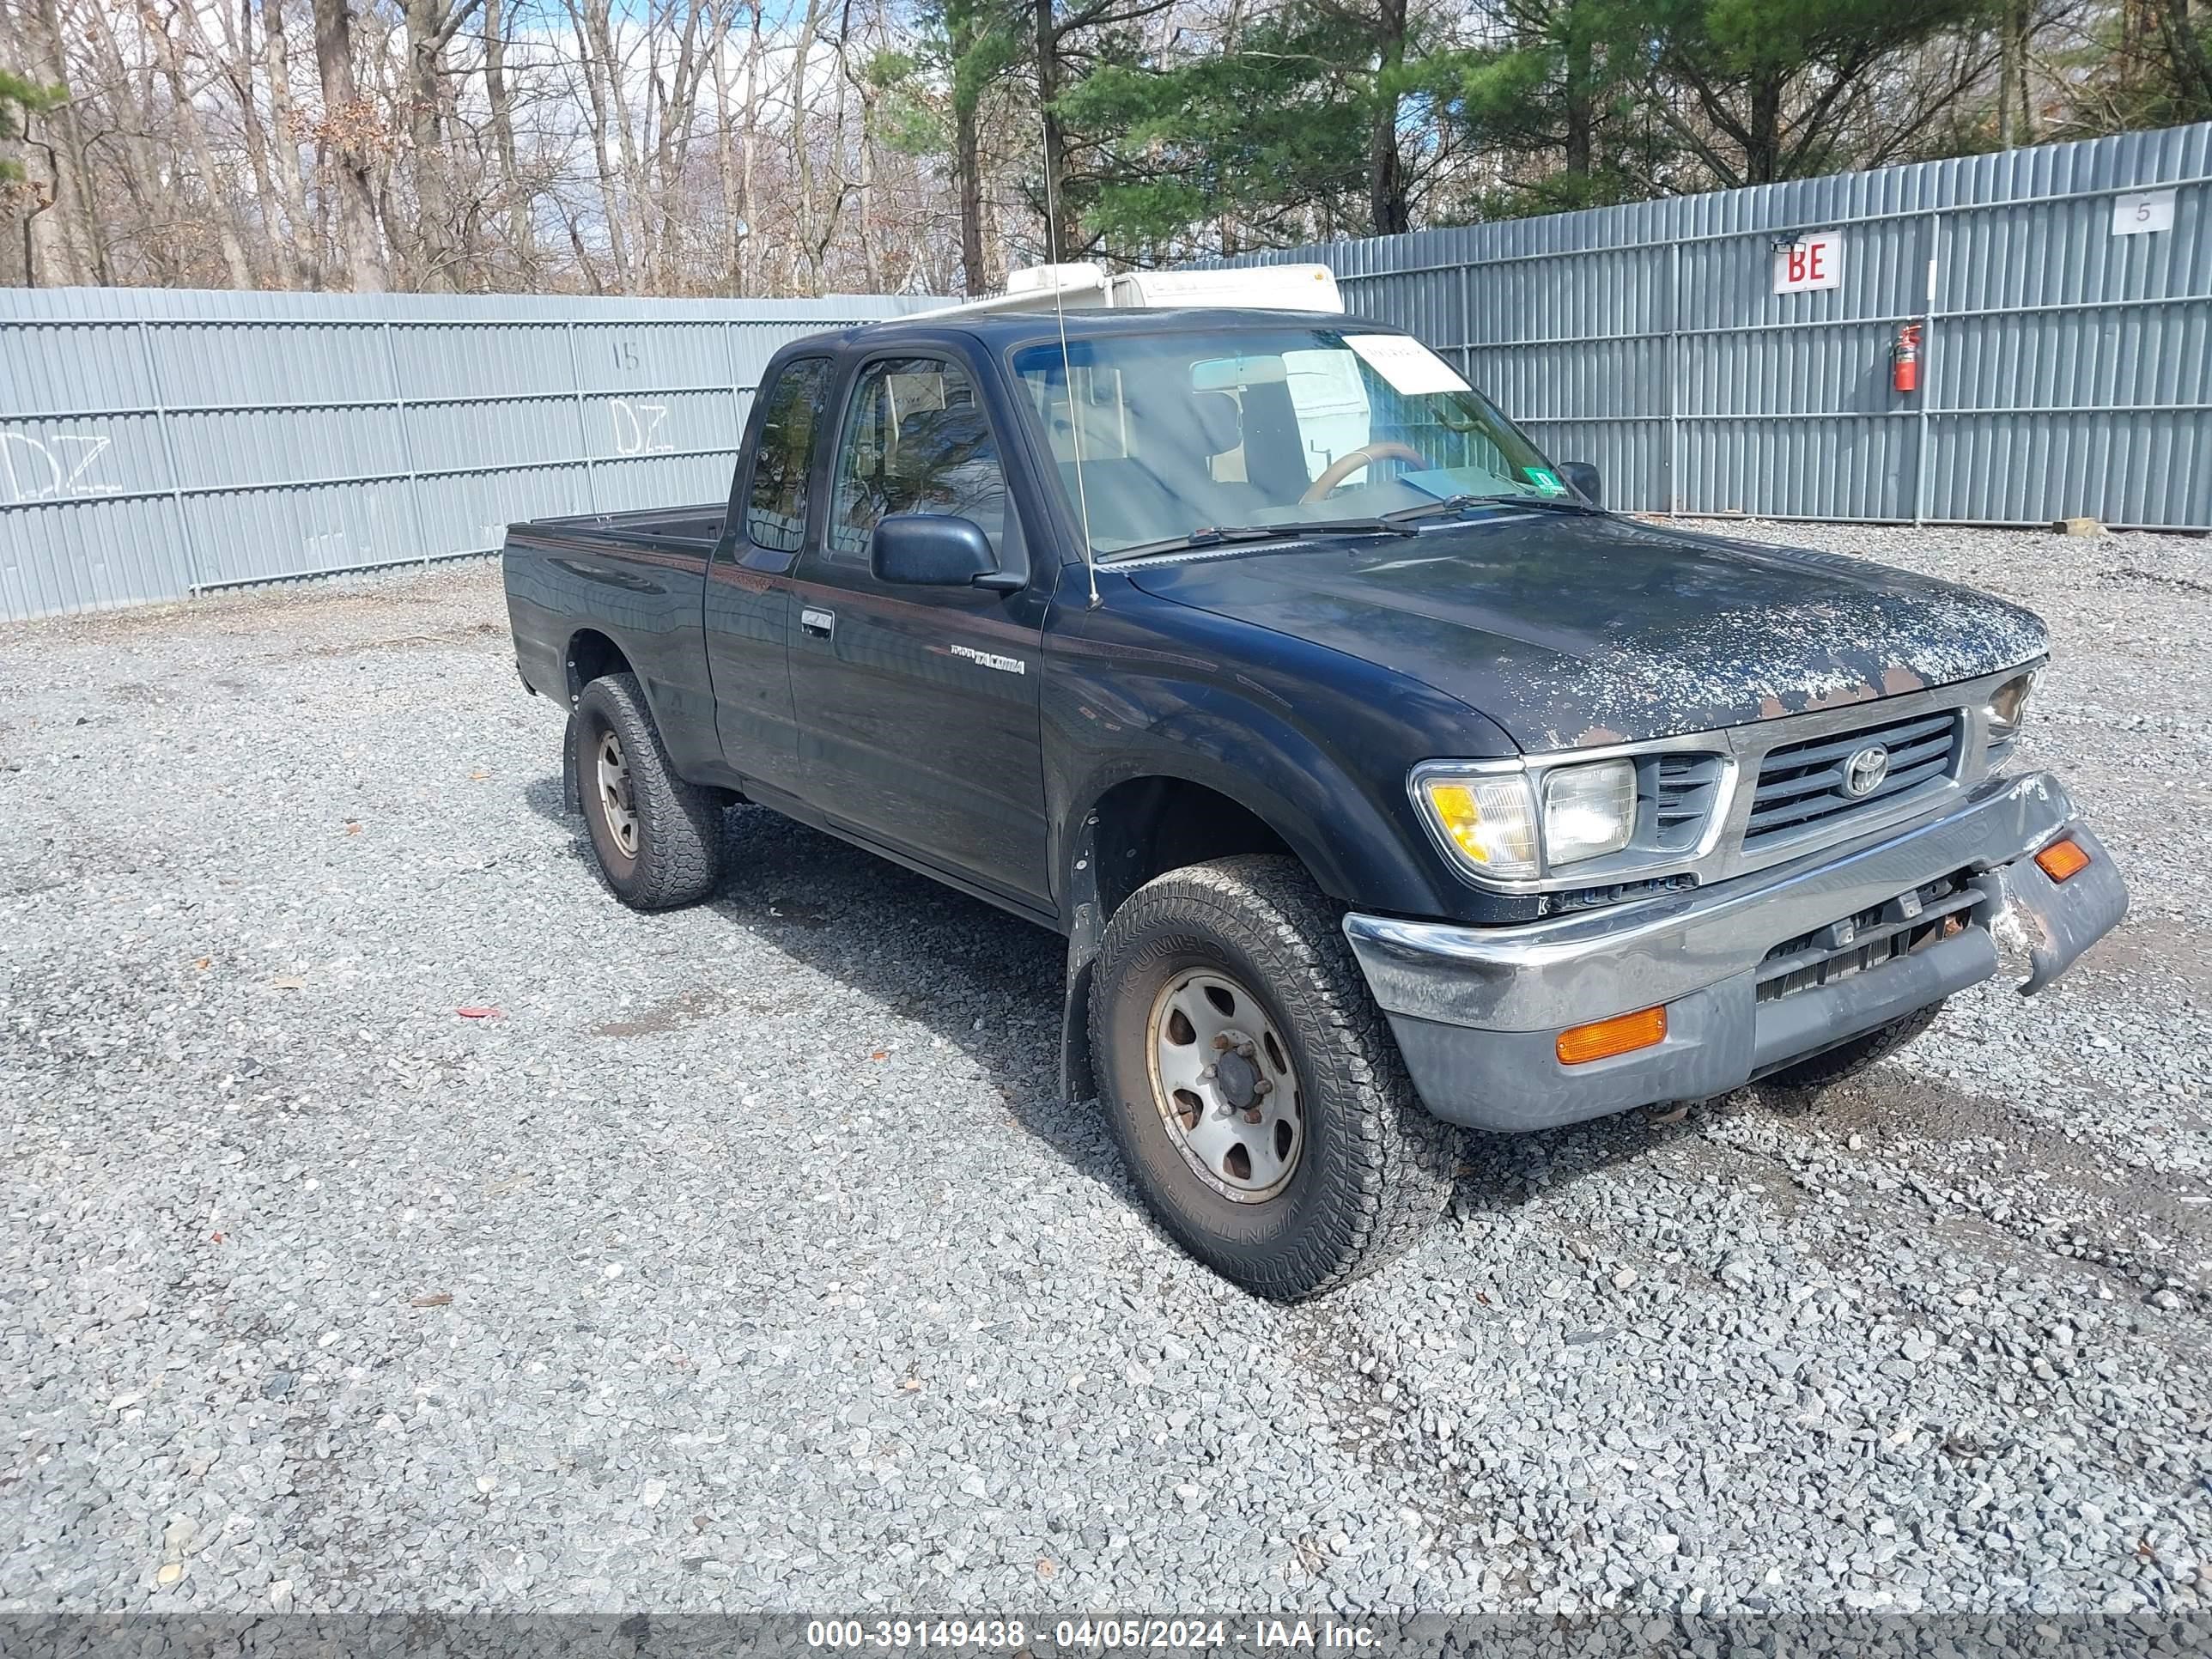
1049,696 -> 1499,1104
1038,570 -> 1525,1103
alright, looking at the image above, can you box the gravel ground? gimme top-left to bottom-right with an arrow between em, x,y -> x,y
2,520 -> 2208,1620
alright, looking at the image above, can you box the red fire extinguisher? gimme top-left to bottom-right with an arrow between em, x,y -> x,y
1893,323 -> 1922,395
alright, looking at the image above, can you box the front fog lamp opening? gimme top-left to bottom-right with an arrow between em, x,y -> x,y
1420,774 -> 1540,879
1542,758 -> 1637,866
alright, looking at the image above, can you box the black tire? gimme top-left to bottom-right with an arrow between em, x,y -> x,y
570,672 -> 724,910
1089,854 -> 1456,1300
1760,998 -> 1946,1097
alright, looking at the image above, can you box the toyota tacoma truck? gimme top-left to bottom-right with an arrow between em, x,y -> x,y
502,291 -> 2127,1301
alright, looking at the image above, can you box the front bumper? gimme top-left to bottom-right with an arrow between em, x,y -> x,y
1345,772 -> 2126,1133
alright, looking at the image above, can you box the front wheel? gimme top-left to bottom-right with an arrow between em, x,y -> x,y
1090,855 -> 1456,1300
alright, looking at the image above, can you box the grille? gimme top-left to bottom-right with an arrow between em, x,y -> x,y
1651,752 -> 1722,851
1743,709 -> 1961,850
1755,877 -> 1979,1003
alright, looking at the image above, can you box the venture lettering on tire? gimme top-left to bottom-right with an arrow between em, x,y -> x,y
1090,855 -> 1457,1301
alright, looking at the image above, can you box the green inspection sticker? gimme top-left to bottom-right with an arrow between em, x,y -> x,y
1526,468 -> 1569,495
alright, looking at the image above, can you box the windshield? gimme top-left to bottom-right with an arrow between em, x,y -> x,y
1009,326 -> 1572,557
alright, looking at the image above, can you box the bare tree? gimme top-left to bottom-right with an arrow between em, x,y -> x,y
311,0 -> 389,289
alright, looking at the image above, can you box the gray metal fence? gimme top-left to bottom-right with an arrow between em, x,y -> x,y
7,129 -> 2207,623
1219,123 -> 2211,532
0,288 -> 924,621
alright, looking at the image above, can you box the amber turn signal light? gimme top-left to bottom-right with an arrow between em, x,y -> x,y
2034,836 -> 2091,884
1555,1005 -> 1668,1066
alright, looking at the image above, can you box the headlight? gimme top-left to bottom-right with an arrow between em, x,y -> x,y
1417,774 -> 1540,879
1415,757 -> 1639,881
1542,759 -> 1636,864
1987,667 -> 2041,740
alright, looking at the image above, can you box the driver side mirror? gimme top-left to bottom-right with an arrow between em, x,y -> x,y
869,514 -> 1023,592
1559,461 -> 1602,507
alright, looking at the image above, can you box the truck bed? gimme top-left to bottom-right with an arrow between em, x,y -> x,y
512,501 -> 728,548
501,501 -> 732,767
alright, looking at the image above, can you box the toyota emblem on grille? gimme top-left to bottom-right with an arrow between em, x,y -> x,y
1842,744 -> 1890,798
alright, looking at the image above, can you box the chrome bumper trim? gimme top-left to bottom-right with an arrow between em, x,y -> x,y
1345,771 -> 2080,1032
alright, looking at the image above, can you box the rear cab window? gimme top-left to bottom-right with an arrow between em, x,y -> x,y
743,356 -> 833,552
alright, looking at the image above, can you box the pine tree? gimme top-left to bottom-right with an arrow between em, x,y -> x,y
2,67 -> 67,186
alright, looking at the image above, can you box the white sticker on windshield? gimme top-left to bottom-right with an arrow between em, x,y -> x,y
1345,334 -> 1472,396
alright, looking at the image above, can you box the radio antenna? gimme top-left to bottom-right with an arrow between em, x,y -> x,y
1040,134 -> 1100,608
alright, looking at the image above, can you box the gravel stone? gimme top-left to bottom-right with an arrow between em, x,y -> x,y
2,523 -> 2209,1616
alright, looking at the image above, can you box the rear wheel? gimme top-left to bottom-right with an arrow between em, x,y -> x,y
571,672 -> 723,910
1090,854 -> 1455,1300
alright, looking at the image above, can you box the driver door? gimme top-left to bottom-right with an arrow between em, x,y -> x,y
785,351 -> 1053,913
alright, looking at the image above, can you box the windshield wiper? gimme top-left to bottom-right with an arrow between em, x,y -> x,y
1105,519 -> 1419,559
1383,492 -> 1597,524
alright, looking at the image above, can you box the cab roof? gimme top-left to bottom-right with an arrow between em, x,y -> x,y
805,306 -> 1390,354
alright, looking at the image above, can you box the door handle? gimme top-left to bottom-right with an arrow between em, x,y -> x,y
800,606 -> 835,639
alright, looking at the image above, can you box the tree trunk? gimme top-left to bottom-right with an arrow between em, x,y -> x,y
1745,73 -> 1784,183
2158,0 -> 2212,118
787,0 -> 829,292
570,0 -> 634,290
1366,0 -> 1410,234
1562,6 -> 1594,177
403,0 -> 455,289
950,1 -> 988,293
82,0 -> 175,278
142,0 -> 256,287
263,0 -> 319,284
588,0 -> 649,284
1034,0 -> 1080,258
483,0 -> 535,274
312,0 -> 388,289
211,0 -> 286,285
856,82 -> 884,292
27,0 -> 100,284
650,0 -> 721,295
955,89 -> 988,293
739,4 -> 763,295
1996,11 -> 2016,147
714,30 -> 743,294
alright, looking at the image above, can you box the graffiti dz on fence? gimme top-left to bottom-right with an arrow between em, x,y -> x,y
3,431 -> 118,503
609,398 -> 676,456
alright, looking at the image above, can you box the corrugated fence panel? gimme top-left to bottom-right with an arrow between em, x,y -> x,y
0,494 -> 187,619
413,465 -> 592,562
0,288 -> 924,621
1214,122 -> 2212,532
1,410 -> 172,499
0,320 -> 156,416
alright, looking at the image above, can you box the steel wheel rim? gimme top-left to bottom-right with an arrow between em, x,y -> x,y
1145,968 -> 1304,1203
595,728 -> 639,857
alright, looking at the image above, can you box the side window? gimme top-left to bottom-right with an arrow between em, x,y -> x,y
827,356 -> 1007,563
744,357 -> 832,552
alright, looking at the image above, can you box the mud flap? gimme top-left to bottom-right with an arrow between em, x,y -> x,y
1972,822 -> 2128,996
562,713 -> 581,815
1059,814 -> 1104,1105
1060,918 -> 1098,1105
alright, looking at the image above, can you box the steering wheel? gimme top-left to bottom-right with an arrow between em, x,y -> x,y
1300,441 -> 1431,503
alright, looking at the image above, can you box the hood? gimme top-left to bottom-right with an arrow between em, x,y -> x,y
1123,513 -> 2047,751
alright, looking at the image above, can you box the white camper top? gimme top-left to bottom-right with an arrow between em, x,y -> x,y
918,262 -> 1344,319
